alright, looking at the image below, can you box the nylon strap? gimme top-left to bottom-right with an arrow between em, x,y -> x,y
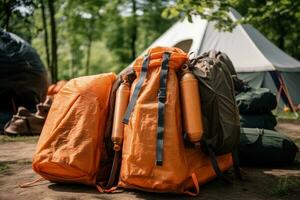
232,148 -> 243,180
123,55 -> 149,124
106,151 -> 121,189
156,52 -> 171,166
207,146 -> 231,183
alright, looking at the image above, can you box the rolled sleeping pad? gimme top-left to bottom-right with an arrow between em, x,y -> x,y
111,77 -> 131,151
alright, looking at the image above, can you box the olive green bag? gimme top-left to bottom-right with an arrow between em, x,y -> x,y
239,128 -> 298,166
189,51 -> 241,180
190,51 -> 240,155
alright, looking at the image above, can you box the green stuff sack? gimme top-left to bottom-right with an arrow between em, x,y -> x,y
240,112 -> 277,130
236,88 -> 277,114
239,128 -> 298,166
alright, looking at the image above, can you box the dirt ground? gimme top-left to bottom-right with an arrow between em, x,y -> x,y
0,121 -> 299,200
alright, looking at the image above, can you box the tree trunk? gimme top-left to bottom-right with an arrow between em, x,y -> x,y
4,0 -> 11,30
131,0 -> 137,61
41,0 -> 51,71
48,0 -> 58,83
85,19 -> 94,76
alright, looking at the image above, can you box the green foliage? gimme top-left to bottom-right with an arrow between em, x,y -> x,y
270,176 -> 300,196
0,135 -> 38,144
0,0 -> 299,80
0,163 -> 9,173
162,0 -> 238,31
163,0 -> 300,59
234,0 -> 300,60
101,0 -> 175,70
0,0 -> 36,42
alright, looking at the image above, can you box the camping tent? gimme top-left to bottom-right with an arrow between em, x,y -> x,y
144,8 -> 300,110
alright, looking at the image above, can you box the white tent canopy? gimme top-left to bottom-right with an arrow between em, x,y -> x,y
141,8 -> 300,108
148,8 -> 300,72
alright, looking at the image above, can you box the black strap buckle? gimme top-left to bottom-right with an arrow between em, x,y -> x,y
158,89 -> 166,102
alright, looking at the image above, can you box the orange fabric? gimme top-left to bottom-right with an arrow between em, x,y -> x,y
133,47 -> 187,71
119,46 -> 233,194
32,73 -> 116,186
47,80 -> 68,96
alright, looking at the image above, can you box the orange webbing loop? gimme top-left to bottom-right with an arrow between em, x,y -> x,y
96,184 -> 105,193
104,186 -> 118,193
96,184 -> 118,193
19,177 -> 45,188
184,173 -> 200,196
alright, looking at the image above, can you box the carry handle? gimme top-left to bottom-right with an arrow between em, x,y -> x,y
184,173 -> 200,196
19,177 -> 45,188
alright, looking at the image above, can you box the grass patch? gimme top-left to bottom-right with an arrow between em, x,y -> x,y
270,176 -> 300,196
16,160 -> 32,166
276,111 -> 300,121
0,159 -> 31,174
0,135 -> 38,144
0,163 -> 9,173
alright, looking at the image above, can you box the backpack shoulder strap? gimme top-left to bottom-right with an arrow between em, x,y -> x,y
123,55 -> 149,124
105,151 -> 121,189
156,52 -> 171,166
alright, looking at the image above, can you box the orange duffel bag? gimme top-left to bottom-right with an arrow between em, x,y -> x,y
117,47 -> 233,195
31,73 -> 116,190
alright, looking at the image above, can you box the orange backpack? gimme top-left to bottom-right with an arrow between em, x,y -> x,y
32,73 -> 116,190
118,47 -> 233,195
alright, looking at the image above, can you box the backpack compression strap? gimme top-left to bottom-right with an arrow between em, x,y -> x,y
156,52 -> 171,166
123,55 -> 149,124
207,145 -> 243,182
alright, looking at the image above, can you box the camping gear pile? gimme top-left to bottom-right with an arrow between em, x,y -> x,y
27,47 -> 243,195
236,87 -> 278,130
234,78 -> 298,166
0,29 -> 48,132
21,47 -> 297,195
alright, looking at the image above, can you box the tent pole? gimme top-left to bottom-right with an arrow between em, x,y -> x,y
277,72 -> 296,113
276,84 -> 283,113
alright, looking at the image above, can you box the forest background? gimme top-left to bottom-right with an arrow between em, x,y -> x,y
1,0 -> 299,83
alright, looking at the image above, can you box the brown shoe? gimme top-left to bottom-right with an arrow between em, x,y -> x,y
4,107 -> 45,136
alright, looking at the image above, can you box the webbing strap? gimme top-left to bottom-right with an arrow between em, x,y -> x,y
106,151 -> 121,189
156,52 -> 171,166
123,55 -> 149,124
232,148 -> 243,180
207,146 -> 231,183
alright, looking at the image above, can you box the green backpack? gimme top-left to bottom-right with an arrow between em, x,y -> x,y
189,51 -> 241,180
